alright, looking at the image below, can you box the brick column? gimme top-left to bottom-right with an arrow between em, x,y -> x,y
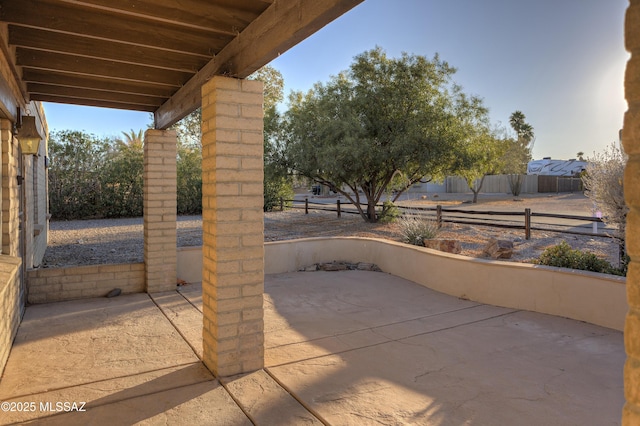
624,2 -> 640,424
201,76 -> 264,377
143,129 -> 177,293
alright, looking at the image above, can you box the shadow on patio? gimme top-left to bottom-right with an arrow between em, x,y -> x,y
0,270 -> 625,425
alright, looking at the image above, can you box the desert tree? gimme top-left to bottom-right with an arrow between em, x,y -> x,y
283,47 -> 489,222
582,142 -> 628,265
455,127 -> 508,203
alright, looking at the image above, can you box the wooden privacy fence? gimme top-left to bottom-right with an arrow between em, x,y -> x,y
283,198 -> 609,241
537,176 -> 583,193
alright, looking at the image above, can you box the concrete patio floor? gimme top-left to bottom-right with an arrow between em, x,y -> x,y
0,270 -> 625,425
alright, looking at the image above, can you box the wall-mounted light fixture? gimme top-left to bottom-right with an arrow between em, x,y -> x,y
15,108 -> 43,155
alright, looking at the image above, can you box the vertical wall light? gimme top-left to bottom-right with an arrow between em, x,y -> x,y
16,113 -> 42,155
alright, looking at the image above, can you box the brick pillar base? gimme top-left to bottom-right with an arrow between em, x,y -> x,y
143,129 -> 177,293
624,2 -> 640,424
201,76 -> 264,377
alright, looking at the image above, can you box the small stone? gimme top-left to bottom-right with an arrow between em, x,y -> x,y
106,288 -> 122,298
110,249 -> 116,253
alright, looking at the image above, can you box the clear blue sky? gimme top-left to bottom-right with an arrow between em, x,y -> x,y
43,0 -> 629,160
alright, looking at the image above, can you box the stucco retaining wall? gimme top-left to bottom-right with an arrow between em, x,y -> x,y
263,237 -> 627,331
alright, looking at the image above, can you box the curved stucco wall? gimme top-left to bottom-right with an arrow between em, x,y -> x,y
177,237 -> 627,331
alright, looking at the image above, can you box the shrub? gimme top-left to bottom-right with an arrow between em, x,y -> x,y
398,212 -> 439,246
176,144 -> 202,215
264,175 -> 294,212
378,201 -> 400,223
535,241 -> 625,276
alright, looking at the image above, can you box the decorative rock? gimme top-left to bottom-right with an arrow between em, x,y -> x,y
482,238 -> 514,259
423,239 -> 462,254
357,262 -> 375,271
106,288 -> 122,298
319,262 -> 348,271
301,261 -> 382,273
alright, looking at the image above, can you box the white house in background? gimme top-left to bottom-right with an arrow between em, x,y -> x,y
527,157 -> 588,176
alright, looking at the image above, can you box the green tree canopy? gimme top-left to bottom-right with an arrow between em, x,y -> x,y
101,129 -> 144,217
284,47 -> 491,222
454,128 -> 508,203
48,130 -> 109,219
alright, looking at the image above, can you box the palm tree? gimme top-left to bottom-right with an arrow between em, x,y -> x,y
119,129 -> 144,149
506,111 -> 536,196
509,111 -> 535,145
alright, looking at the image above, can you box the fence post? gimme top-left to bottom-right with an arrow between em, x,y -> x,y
525,208 -> 531,240
337,199 -> 341,218
279,197 -> 284,211
305,198 -> 309,215
436,205 -> 442,228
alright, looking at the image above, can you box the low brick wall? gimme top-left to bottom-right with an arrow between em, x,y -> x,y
0,255 -> 21,375
27,263 -> 144,304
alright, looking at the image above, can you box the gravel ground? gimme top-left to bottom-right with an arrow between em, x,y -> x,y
41,193 -> 621,269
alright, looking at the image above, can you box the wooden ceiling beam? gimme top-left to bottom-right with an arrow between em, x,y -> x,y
52,0 -> 268,35
17,49 -> 191,87
9,27 -> 209,73
0,23 -> 26,111
0,0 -> 230,56
22,69 -> 176,98
155,0 -> 364,129
27,83 -> 165,107
31,94 -> 157,112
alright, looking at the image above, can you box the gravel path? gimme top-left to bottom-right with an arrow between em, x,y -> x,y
41,193 -> 621,269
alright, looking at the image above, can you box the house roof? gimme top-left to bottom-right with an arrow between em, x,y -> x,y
0,0 -> 362,128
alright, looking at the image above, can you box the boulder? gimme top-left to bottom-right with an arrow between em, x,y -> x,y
423,239 -> 462,254
482,238 -> 514,259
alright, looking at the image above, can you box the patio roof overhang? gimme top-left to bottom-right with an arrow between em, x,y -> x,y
0,0 -> 363,128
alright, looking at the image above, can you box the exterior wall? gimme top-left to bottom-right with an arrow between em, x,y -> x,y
201,76 -> 265,377
26,263 -> 144,304
1,119 -> 19,257
23,102 -> 49,268
624,2 -> 640,423
143,129 -> 177,293
0,255 -> 21,376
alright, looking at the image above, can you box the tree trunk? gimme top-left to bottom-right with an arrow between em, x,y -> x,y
367,201 -> 377,222
470,175 -> 487,204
